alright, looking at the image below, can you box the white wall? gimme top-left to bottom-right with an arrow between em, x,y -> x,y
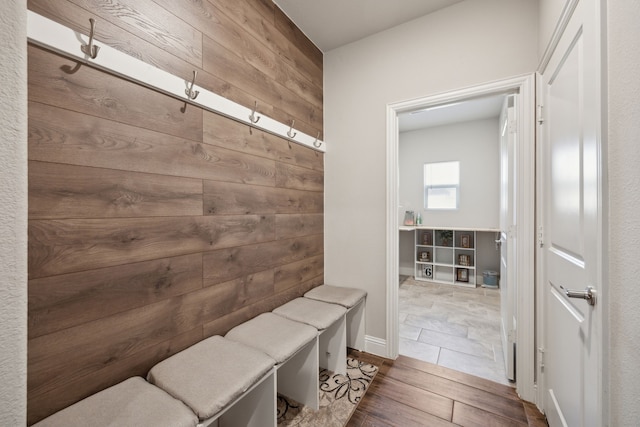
538,0 -> 565,59
398,117 -> 501,280
606,1 -> 640,425
324,0 -> 539,343
398,232 -> 414,276
0,1 -> 27,425
399,118 -> 500,229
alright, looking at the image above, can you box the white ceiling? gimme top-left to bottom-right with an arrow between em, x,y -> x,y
273,0 -> 463,53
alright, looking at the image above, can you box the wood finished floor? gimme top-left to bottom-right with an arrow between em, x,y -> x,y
347,349 -> 548,427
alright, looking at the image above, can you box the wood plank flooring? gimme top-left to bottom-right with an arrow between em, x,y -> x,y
347,349 -> 548,427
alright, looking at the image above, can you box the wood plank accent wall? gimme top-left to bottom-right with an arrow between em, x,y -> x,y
26,0 -> 323,424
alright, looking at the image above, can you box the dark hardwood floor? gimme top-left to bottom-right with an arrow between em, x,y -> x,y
347,349 -> 548,427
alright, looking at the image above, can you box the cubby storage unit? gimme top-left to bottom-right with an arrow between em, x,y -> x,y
415,228 -> 477,287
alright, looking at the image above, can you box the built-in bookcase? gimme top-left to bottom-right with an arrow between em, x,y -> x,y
414,228 -> 476,287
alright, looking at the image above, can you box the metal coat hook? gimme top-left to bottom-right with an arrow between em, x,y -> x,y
313,132 -> 321,148
249,101 -> 261,124
185,70 -> 200,100
80,18 -> 100,59
287,120 -> 297,139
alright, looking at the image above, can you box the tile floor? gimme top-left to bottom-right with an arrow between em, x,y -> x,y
399,276 -> 512,386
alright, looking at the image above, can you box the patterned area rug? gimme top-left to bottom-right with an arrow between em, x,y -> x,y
277,358 -> 378,427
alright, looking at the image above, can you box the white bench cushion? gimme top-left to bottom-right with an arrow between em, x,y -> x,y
304,285 -> 367,308
32,377 -> 198,427
273,297 -> 346,330
147,335 -> 275,420
225,313 -> 317,364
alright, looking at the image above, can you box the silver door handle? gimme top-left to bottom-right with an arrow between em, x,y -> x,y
561,286 -> 596,306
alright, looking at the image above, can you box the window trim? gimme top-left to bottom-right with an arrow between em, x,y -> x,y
424,161 -> 460,210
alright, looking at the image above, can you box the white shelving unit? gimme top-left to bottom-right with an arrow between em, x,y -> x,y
414,228 -> 477,287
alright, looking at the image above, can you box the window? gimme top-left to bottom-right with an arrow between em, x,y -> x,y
424,161 -> 459,210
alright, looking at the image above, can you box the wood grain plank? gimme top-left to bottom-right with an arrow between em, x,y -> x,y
345,409 -> 367,427
355,389 -> 456,427
248,0 -> 275,25
368,375 -> 454,421
28,46 -> 202,142
383,363 -> 528,424
274,254 -> 324,293
29,161 -> 203,219
28,0 -> 279,123
211,0 -> 322,89
202,275 -> 322,337
202,35 -> 322,134
28,254 -> 203,338
27,293 -> 204,398
394,355 -> 521,402
202,234 -> 323,285
28,102 -> 276,186
29,215 -> 275,278
273,4 -> 323,70
68,0 -> 202,66
524,402 -> 549,427
27,327 -> 202,425
28,0 -> 191,76
154,0 -> 322,110
452,401 -> 528,427
203,110 -> 323,171
350,413 -> 399,427
27,0 -> 322,135
200,269 -> 274,324
203,180 -> 323,215
359,416 -> 395,427
276,213 -> 324,240
26,1 -> 325,424
361,418 -> 396,427
276,161 -> 324,191
270,104 -> 322,140
348,351 -> 542,427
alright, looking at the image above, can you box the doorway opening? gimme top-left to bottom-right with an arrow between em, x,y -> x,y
385,75 -> 537,402
397,92 -> 511,385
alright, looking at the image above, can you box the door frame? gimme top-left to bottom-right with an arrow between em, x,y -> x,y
385,74 -> 537,402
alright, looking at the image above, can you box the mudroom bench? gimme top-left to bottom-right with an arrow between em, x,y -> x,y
32,285 -> 367,427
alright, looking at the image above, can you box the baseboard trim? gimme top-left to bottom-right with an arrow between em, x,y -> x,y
364,335 -> 388,358
399,266 -> 414,276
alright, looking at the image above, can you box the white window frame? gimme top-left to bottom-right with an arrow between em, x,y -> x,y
424,161 -> 460,210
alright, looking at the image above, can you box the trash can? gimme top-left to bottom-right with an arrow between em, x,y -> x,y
483,271 -> 499,288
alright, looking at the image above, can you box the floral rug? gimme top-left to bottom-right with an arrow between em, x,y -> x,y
277,358 -> 378,427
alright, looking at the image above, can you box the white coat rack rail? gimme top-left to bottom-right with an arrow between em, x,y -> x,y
26,11 -> 326,153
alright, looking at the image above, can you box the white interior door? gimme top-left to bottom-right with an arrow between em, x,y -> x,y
499,95 -> 517,381
540,0 -> 603,425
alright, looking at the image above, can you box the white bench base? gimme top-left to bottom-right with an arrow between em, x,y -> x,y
273,298 -> 348,375
35,287 -> 367,427
347,299 -> 366,351
319,314 -> 347,375
148,336 -> 276,425
276,337 -> 319,411
200,368 -> 276,427
304,285 -> 367,352
225,312 -> 320,412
